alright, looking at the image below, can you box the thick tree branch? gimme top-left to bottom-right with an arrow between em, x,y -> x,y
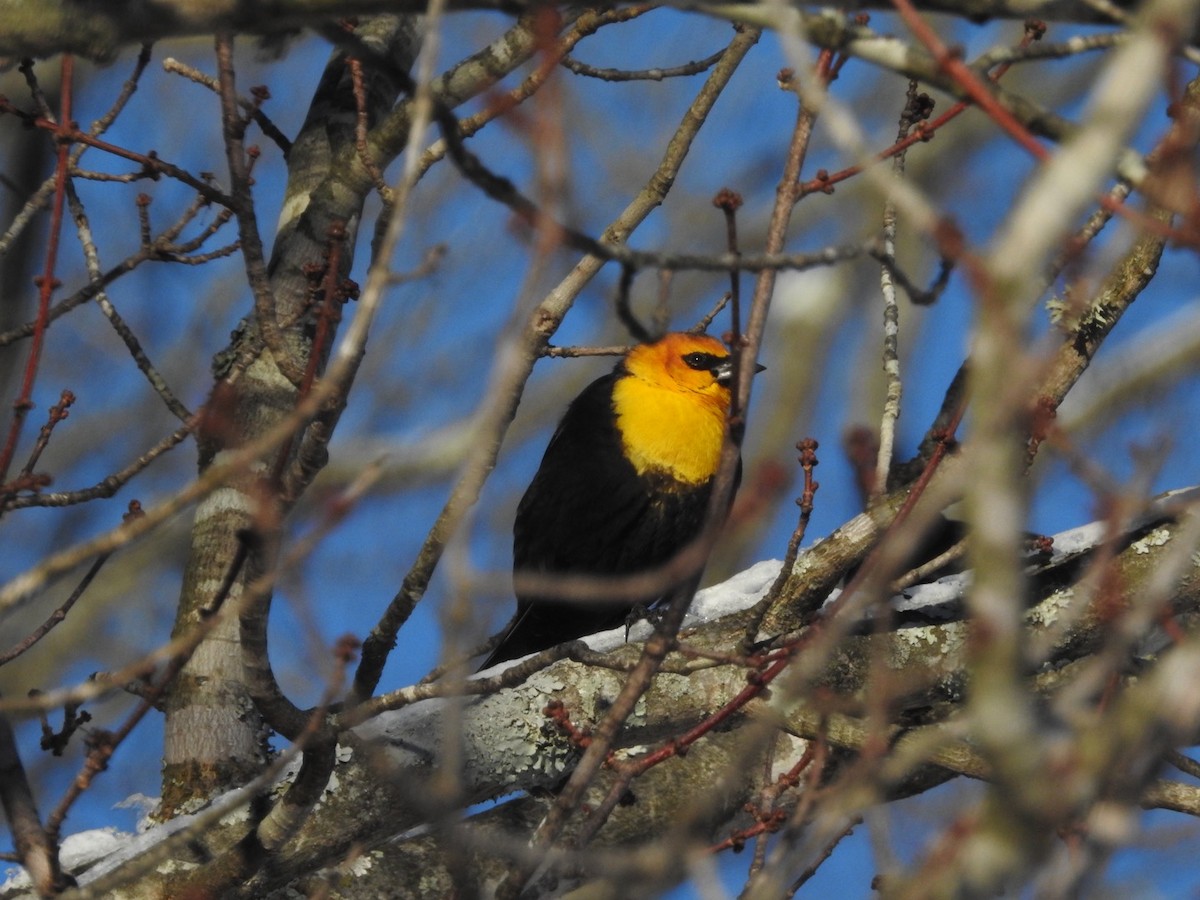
0,0 -> 1167,62
42,496 -> 1200,897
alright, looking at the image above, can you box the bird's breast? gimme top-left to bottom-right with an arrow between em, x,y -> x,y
611,378 -> 727,486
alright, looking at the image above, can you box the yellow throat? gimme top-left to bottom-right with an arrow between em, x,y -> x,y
611,334 -> 732,486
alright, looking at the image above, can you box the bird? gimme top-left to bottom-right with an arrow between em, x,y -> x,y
480,331 -> 754,669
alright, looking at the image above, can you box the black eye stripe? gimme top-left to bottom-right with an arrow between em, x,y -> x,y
682,351 -> 725,370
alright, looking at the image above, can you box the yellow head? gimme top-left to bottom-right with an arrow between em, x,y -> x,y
612,333 -> 734,485
621,333 -> 734,413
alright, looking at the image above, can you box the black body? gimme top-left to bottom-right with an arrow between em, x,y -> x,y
480,370 -> 723,668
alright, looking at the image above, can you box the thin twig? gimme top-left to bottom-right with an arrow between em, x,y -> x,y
872,81 -> 925,502
0,547 -> 112,667
65,182 -> 193,421
162,56 -> 292,155
2,425 -> 191,512
559,45 -> 727,81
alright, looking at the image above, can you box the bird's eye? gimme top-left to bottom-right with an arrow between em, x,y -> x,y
682,352 -> 720,370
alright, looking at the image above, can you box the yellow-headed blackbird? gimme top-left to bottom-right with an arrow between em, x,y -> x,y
481,332 -> 746,668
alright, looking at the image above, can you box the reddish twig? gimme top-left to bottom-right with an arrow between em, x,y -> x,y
543,698 -> 595,750
763,439 -> 821,609
347,54 -> 389,199
713,188 -> 743,341
0,57 -> 73,490
710,807 -> 788,854
15,389 -> 74,484
747,738 -> 832,878
136,192 -> 153,247
0,97 -> 232,206
798,20 -> 1044,199
749,738 -> 811,873
301,220 -> 351,398
889,0 -> 1048,159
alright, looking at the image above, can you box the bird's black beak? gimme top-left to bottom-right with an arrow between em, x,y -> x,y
714,359 -> 766,386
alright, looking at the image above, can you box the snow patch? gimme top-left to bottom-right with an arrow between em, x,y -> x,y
2,828 -> 129,893
687,559 -> 782,624
891,573 -> 970,614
